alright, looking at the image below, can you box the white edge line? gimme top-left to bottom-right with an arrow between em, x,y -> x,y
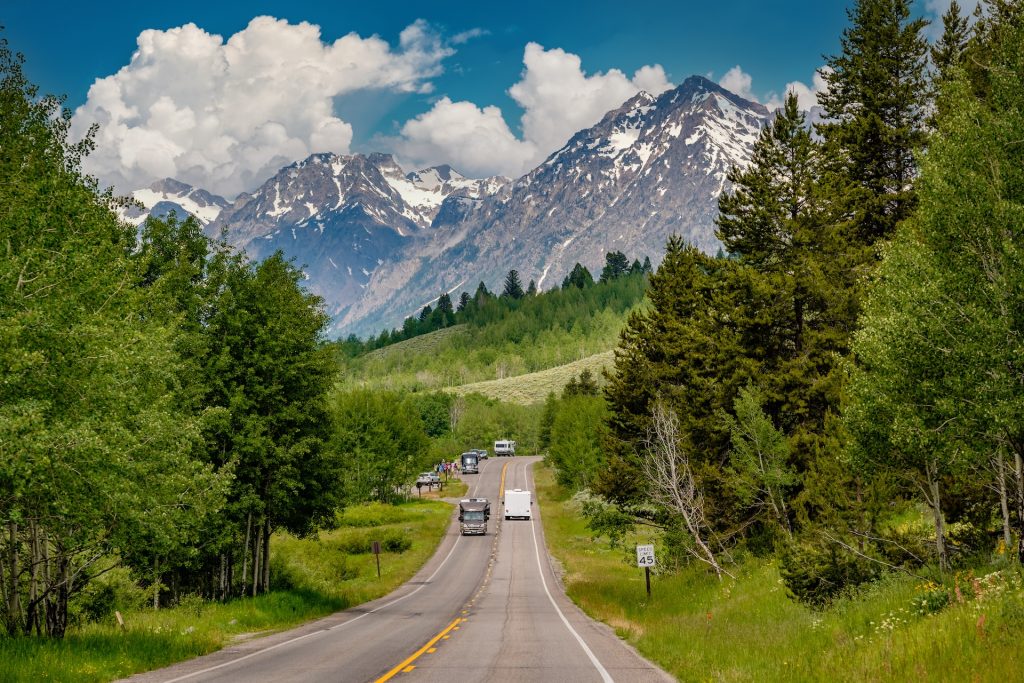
162,508 -> 467,682
526,461 -> 615,683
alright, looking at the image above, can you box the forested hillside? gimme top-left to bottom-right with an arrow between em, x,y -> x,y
335,262 -> 649,392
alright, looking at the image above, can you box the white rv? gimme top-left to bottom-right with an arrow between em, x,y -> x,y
494,440 -> 516,457
503,489 -> 532,520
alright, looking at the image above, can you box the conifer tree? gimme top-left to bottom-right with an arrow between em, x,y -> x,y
457,291 -> 471,312
562,263 -> 595,289
526,279 -> 537,296
817,0 -> 929,245
600,251 -> 630,282
931,0 -> 970,81
502,269 -> 525,299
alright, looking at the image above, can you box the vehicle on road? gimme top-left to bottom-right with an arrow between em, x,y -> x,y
473,448 -> 488,460
416,471 -> 440,488
458,498 -> 490,535
460,451 -> 480,474
494,440 -> 516,457
503,489 -> 532,520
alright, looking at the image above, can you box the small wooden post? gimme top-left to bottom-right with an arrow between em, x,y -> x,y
372,540 -> 381,579
645,567 -> 651,598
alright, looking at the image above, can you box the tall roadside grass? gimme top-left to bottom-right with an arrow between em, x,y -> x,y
535,464 -> 1024,682
0,499 -> 453,683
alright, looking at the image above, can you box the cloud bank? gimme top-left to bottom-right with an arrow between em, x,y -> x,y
73,17 -> 452,197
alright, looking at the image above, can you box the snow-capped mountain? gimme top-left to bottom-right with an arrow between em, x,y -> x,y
128,75 -> 770,337
339,75 -> 769,335
121,178 -> 230,226
205,152 -> 508,321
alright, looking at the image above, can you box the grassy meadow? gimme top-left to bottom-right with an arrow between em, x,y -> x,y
534,464 -> 1024,683
0,499 -> 454,683
449,351 -> 615,404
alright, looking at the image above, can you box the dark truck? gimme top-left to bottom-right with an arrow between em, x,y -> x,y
458,498 -> 490,535
460,451 -> 480,474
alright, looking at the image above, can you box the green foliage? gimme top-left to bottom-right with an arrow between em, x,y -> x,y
818,0 -> 929,245
501,269 -> 525,299
331,389 -> 431,504
723,385 -> 796,537
562,368 -> 599,398
778,536 -> 881,607
599,251 -> 630,283
562,262 -> 595,289
0,37 -> 224,637
547,395 -> 608,490
846,17 -> 1024,568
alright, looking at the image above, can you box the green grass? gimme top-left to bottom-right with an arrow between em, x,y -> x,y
0,499 -> 454,683
534,464 -> 1024,682
362,325 -> 470,364
448,351 -> 615,404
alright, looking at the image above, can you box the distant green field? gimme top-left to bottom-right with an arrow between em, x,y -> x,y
449,351 -> 615,404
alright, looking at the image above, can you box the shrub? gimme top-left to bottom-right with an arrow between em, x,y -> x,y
779,535 -> 880,607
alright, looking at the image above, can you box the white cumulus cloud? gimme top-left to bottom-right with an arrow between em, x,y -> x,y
390,42 -> 672,178
719,66 -> 757,102
393,97 -> 538,179
717,64 -> 829,111
73,17 -> 453,197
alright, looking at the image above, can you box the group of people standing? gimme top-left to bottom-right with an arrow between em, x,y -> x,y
436,460 -> 460,476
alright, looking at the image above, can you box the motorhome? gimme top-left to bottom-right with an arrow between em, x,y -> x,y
458,499 -> 489,535
460,451 -> 479,474
503,489 -> 532,520
493,440 -> 516,457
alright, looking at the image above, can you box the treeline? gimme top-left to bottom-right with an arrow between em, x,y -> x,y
0,42 -> 417,638
546,0 -> 1024,603
338,252 -> 652,357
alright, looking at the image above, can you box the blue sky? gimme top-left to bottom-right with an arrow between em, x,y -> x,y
4,1 -> 956,195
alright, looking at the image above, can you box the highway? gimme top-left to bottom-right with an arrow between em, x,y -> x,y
124,456 -> 672,683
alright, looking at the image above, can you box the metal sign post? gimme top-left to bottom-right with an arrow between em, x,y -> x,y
636,544 -> 655,598
372,540 -> 382,579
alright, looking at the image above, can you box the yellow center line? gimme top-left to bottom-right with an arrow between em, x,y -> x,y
499,461 -> 509,498
374,617 -> 464,683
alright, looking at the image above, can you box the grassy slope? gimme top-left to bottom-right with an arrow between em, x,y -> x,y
338,278 -> 646,395
535,464 -> 1024,683
1,499 -> 454,683
449,351 -> 615,405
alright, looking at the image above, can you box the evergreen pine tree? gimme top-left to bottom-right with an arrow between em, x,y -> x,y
419,305 -> 433,322
600,251 -> 631,282
817,0 -> 929,245
527,279 -> 538,296
931,0 -> 970,81
562,263 -> 595,289
457,291 -> 471,312
642,256 -> 653,274
502,269 -> 525,299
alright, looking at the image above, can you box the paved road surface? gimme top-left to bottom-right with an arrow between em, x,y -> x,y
124,457 -> 672,683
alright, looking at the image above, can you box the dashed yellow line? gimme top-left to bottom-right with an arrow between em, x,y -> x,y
373,617 -> 464,682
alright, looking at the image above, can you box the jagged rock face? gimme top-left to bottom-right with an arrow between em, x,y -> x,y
340,75 -> 769,336
121,178 -> 230,226
204,152 -> 509,324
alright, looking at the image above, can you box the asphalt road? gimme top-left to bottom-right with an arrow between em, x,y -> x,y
124,456 -> 672,683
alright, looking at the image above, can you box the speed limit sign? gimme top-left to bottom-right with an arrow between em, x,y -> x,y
636,544 -> 655,567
